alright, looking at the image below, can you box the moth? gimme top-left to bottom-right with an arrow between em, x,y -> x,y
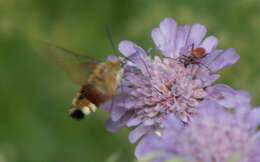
42,43 -> 125,120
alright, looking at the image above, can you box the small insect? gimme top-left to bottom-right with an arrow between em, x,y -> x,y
178,44 -> 208,67
41,42 -> 125,120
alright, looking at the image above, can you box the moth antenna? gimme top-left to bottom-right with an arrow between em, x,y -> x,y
106,25 -> 118,55
106,26 -> 128,109
106,25 -> 139,66
39,40 -> 100,63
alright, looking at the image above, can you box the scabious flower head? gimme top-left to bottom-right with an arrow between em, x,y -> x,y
137,100 -> 260,162
101,17 -> 241,145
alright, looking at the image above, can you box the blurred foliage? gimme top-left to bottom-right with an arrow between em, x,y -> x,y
0,0 -> 260,162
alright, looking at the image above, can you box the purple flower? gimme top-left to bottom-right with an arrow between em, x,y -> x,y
101,17 -> 241,148
137,101 -> 260,162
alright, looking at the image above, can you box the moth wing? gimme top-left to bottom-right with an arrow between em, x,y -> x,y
41,42 -> 99,85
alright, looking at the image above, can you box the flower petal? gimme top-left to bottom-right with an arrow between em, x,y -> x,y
236,90 -> 251,106
118,40 -> 147,60
175,25 -> 190,58
129,124 -> 152,143
118,40 -> 151,73
152,18 -> 177,57
207,84 -> 251,108
195,62 -> 220,86
105,111 -> 133,132
248,108 -> 260,128
200,73 -> 220,86
187,24 -> 207,47
105,118 -> 123,133
200,36 -> 218,53
151,28 -> 164,50
198,98 -> 223,110
100,92 -> 130,112
201,49 -> 223,65
163,114 -> 184,131
111,106 -> 128,122
159,18 -> 177,40
135,133 -> 163,160
208,48 -> 240,72
118,40 -> 144,56
127,117 -> 143,127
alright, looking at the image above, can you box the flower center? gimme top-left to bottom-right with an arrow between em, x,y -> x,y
124,57 -> 208,125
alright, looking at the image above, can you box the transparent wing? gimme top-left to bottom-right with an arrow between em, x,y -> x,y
41,42 -> 99,85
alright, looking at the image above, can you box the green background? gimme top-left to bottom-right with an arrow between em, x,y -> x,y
0,0 -> 260,161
